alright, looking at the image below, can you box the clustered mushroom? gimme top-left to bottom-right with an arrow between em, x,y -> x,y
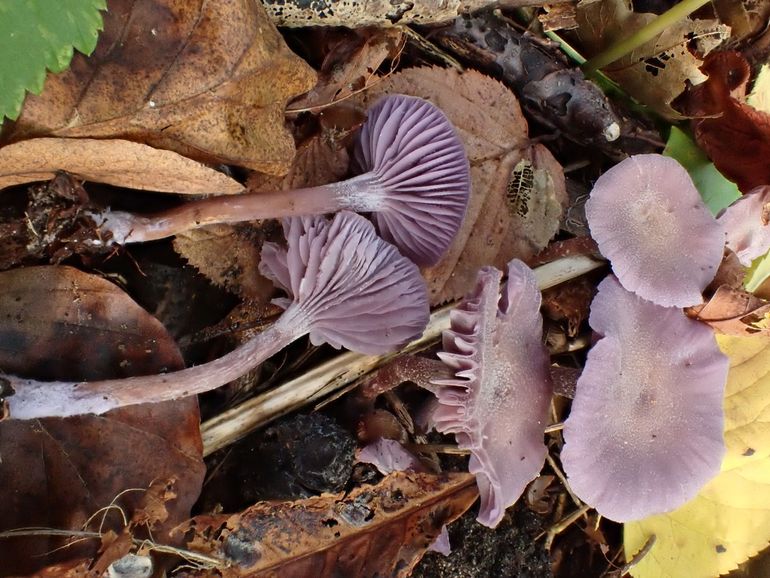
561,275 -> 728,522
96,94 -> 470,266
423,153 -> 735,526
431,259 -> 553,527
585,154 -> 724,307
3,211 -> 430,419
563,153 -> 730,521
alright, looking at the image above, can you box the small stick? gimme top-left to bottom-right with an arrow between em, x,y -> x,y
542,504 -> 592,550
546,452 -> 584,509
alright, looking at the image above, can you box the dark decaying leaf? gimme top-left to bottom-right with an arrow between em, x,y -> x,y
433,9 -> 622,145
176,472 -> 478,578
0,266 -> 204,576
1,0 -> 317,175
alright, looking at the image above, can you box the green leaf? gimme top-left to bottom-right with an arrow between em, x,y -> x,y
0,0 -> 105,122
663,126 -> 741,215
745,251 -> 770,293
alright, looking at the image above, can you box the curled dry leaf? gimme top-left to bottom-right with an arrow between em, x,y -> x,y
176,472 -> 478,578
686,285 -> 770,337
575,0 -> 728,119
675,51 -> 770,193
2,0 -> 317,175
0,266 -> 204,575
0,138 -> 245,193
358,67 -> 567,304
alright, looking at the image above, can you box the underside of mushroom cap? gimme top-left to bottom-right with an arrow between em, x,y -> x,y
353,94 -> 470,266
562,275 -> 728,522
586,154 -> 724,307
259,211 -> 430,355
431,259 -> 552,527
719,185 -> 770,265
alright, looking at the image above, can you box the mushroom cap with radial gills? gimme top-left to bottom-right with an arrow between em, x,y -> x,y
353,94 -> 471,267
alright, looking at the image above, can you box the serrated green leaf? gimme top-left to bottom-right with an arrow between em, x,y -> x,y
663,126 -> 741,215
0,0 -> 105,122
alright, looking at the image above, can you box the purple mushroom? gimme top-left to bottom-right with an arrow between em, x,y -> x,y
3,211 -> 429,420
431,259 -> 553,528
586,154 -> 724,307
561,275 -> 728,522
719,185 -> 770,265
97,94 -> 470,266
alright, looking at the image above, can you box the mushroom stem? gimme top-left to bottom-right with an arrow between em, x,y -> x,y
3,211 -> 431,421
3,304 -> 309,420
99,173 -> 382,244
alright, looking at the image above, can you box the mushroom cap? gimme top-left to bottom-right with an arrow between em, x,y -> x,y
586,154 -> 724,307
259,211 -> 429,355
562,275 -> 728,522
431,259 -> 552,527
353,94 -> 471,267
719,185 -> 770,265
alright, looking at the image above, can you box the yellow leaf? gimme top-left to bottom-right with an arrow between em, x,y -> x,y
748,64 -> 770,115
625,335 -> 770,578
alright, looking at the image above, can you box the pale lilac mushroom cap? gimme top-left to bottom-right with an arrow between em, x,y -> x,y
353,94 -> 471,266
259,211 -> 430,355
561,275 -> 728,522
431,259 -> 553,528
586,154 -> 724,307
718,185 -> 770,265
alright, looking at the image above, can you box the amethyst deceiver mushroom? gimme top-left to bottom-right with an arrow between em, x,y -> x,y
718,185 -> 770,265
431,259 -> 553,528
97,94 -> 471,266
3,211 -> 429,420
561,275 -> 728,522
586,154 -> 724,307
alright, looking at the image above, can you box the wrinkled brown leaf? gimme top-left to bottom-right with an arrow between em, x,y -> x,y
674,51 -> 770,192
358,67 -> 567,304
0,138 -> 245,193
0,266 -> 204,575
2,0 -> 316,175
177,472 -> 477,578
686,285 -> 770,336
575,0 -> 728,119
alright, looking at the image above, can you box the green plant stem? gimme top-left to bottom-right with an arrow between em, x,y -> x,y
583,0 -> 711,73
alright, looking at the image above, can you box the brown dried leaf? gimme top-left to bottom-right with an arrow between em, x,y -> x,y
686,285 -> 770,336
173,224 -> 276,300
0,266 -> 204,575
575,0 -> 729,119
358,67 -> 567,304
0,138 -> 245,193
177,472 -> 478,578
2,0 -> 316,175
